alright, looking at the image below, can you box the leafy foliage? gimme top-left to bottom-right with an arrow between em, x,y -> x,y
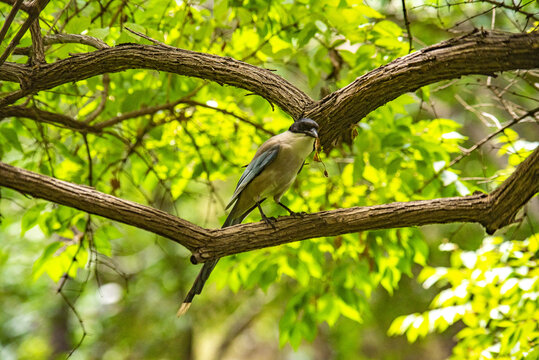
389,234 -> 539,359
0,0 -> 537,359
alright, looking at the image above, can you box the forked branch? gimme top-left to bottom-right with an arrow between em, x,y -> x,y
0,30 -> 538,151
1,147 -> 537,263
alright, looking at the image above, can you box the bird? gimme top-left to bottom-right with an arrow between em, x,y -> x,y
177,117 -> 319,316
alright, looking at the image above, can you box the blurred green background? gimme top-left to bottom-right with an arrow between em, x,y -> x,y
0,0 -> 537,359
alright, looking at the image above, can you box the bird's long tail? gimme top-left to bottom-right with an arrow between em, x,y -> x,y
177,200 -> 257,317
176,258 -> 219,316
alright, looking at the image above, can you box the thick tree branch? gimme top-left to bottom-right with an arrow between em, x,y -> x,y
0,30 -> 537,149
0,27 -> 537,263
1,147 -> 537,263
305,30 -> 539,148
0,42 -> 313,115
0,161 -> 208,251
195,147 -> 538,262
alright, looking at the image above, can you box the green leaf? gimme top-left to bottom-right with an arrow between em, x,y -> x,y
317,293 -> 340,326
93,225 -> 122,257
289,324 -> 303,350
411,237 -> 429,266
298,22 -> 317,47
372,20 -> 403,38
336,294 -> 362,322
0,127 -> 23,152
21,203 -> 46,236
64,15 -> 91,34
31,242 -> 63,281
214,0 -> 229,22
87,27 -> 110,41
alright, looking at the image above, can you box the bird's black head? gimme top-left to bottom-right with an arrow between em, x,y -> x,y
289,118 -> 319,138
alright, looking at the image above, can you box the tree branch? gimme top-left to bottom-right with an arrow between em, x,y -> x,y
13,33 -> 110,56
0,27 -> 537,264
1,30 -> 537,150
0,42 -> 313,115
0,0 -> 25,45
0,0 -> 50,66
0,161 -> 209,251
0,0 -> 32,12
305,30 -> 539,148
1,147 -> 537,263
29,18 -> 45,64
0,105 -> 101,132
401,0 -> 413,53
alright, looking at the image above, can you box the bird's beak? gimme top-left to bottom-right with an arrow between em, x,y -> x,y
307,128 -> 319,138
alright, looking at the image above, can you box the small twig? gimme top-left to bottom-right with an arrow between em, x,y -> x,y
85,74 -> 110,123
83,133 -> 93,186
182,123 -> 227,212
109,0 -> 127,27
453,6 -> 497,28
175,1 -> 192,46
481,0 -> 539,23
45,0 -> 74,35
181,100 -> 276,136
107,121 -> 180,207
92,98 -> 275,135
0,0 -> 50,66
33,109 -> 57,177
240,22 -> 299,62
454,94 -> 496,128
56,227 -> 85,293
401,0 -> 413,53
0,0 -> 25,45
0,89 -> 30,108
13,33 -> 110,56
418,106 -> 539,192
58,291 -> 87,359
0,105 -> 101,132
90,0 -> 113,24
93,98 -> 185,130
487,83 -> 527,160
29,19 -> 45,64
124,26 -> 173,48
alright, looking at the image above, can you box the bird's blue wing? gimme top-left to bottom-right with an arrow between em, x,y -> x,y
225,145 -> 280,210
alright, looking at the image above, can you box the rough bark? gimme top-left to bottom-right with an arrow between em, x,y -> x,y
1,30 -> 538,150
0,43 -> 312,116
0,105 -> 100,132
0,22 -> 538,263
1,147 -> 537,262
0,161 -> 207,251
305,30 -> 539,148
0,0 -> 49,65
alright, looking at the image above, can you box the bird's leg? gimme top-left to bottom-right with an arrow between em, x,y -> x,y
277,201 -> 306,217
257,202 -> 276,229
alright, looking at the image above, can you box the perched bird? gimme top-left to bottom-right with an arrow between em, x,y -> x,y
177,118 -> 319,316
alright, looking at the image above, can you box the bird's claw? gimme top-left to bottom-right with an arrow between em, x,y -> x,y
262,216 -> 277,229
290,211 -> 307,218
